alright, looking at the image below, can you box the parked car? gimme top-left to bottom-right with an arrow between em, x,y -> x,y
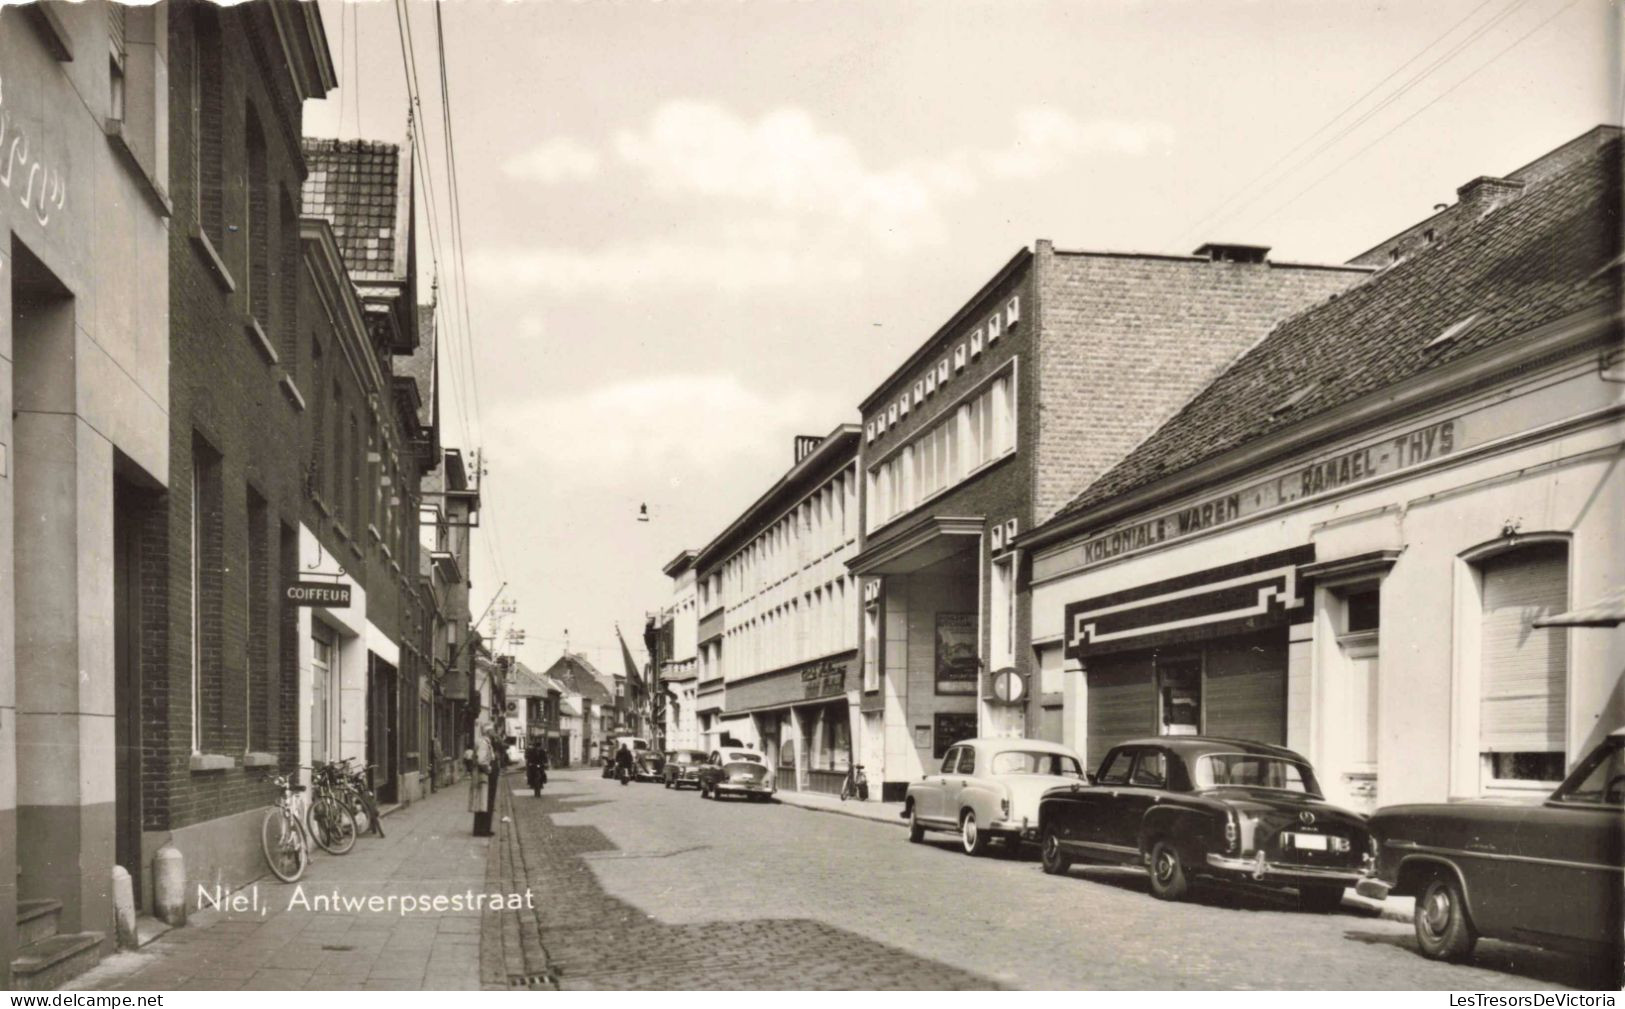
697,748 -> 775,801
663,749 -> 709,789
635,750 -> 666,782
1037,737 -> 1371,911
904,737 -> 1087,856
1359,728 -> 1624,965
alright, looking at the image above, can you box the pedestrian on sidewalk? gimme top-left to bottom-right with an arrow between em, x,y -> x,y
470,719 -> 499,836
525,734 -> 549,796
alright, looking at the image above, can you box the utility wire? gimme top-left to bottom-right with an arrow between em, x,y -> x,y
1251,0 -> 1586,228
1172,0 -> 1537,248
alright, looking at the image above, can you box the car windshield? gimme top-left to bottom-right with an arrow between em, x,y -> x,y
1195,754 -> 1321,796
725,751 -> 762,763
990,751 -> 1085,778
1555,740 -> 1625,806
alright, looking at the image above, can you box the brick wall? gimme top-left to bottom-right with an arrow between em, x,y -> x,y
147,0 -> 313,831
1030,243 -> 1369,526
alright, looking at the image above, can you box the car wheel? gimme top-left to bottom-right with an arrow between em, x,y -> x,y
1415,873 -> 1477,960
907,804 -> 924,844
1147,840 -> 1190,901
960,810 -> 991,857
1298,884 -> 1345,914
1040,827 -> 1072,876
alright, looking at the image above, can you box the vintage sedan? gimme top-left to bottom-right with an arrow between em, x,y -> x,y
1359,728 -> 1624,964
1037,737 -> 1371,911
697,748 -> 775,802
662,749 -> 709,789
904,737 -> 1088,856
634,750 -> 666,783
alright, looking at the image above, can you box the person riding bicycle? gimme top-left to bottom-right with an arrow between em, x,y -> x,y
614,742 -> 635,782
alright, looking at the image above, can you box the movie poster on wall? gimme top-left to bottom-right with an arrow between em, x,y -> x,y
935,612 -> 978,694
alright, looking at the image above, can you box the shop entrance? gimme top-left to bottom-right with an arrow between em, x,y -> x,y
113,470 -> 154,909
369,655 -> 399,803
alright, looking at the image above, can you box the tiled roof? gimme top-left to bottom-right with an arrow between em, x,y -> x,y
302,138 -> 409,282
1053,137 -> 1621,523
541,652 -> 615,704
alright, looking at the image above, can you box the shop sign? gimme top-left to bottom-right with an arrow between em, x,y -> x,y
933,711 -> 979,758
1064,545 -> 1314,659
285,581 -> 352,607
800,660 -> 846,699
1075,417 -> 1460,569
935,613 -> 978,695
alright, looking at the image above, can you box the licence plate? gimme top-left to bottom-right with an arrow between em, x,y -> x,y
1284,832 -> 1329,850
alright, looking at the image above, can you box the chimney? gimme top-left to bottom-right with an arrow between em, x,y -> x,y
1455,176 -> 1525,220
1192,242 -> 1270,264
793,434 -> 823,463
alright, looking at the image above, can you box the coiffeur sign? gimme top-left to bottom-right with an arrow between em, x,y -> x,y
285,581 -> 352,608
1076,417 -> 1460,569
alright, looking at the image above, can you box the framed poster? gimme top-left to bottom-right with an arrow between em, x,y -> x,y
935,612 -> 979,694
933,711 -> 979,758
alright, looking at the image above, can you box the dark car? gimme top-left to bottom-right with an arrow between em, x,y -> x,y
662,749 -> 709,789
1359,728 -> 1624,965
1037,737 -> 1371,911
635,750 -> 666,783
696,748 -> 775,802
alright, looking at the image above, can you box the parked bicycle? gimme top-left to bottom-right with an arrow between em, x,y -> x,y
328,757 -> 385,838
260,774 -> 310,883
840,764 -> 870,802
305,762 -> 359,855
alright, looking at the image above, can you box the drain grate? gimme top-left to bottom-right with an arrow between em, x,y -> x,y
509,971 -> 557,990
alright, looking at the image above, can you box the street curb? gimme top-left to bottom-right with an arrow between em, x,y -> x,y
774,795 -> 1414,923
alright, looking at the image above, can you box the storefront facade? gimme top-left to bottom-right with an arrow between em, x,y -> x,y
726,654 -> 858,795
1028,133 -> 1622,809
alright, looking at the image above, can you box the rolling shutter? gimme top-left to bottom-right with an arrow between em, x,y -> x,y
1086,652 -> 1154,770
1203,634 -> 1287,745
1480,544 -> 1568,753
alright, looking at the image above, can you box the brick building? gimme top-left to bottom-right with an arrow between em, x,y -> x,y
296,135 -> 434,807
421,447 -> 480,780
847,239 -> 1369,800
1,0 -> 175,987
110,0 -> 334,940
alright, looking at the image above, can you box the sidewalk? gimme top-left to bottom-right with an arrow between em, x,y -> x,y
770,786 -> 1414,923
72,782 -> 489,990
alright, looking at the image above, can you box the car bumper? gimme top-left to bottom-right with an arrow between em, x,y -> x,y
1355,876 -> 1392,901
714,782 -> 775,796
1206,853 -> 1364,886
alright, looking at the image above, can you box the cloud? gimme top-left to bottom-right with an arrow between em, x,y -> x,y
484,373 -> 842,479
501,137 -> 601,184
480,103 -> 1172,294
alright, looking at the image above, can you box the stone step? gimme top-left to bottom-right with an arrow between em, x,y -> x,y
16,899 -> 62,946
10,932 -> 104,991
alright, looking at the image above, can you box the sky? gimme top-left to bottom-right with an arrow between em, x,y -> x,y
302,0 -> 1618,678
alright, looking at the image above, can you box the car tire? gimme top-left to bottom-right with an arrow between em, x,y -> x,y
1298,884 -> 1345,914
960,810 -> 991,857
1147,840 -> 1190,901
1414,873 -> 1477,960
907,804 -> 925,844
1040,828 -> 1072,876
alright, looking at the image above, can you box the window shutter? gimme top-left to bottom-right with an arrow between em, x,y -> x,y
1479,544 -> 1568,754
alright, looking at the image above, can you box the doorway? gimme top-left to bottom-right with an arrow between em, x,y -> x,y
113,471 -> 150,909
369,655 -> 399,803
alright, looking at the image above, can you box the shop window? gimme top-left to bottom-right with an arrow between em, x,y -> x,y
1157,655 -> 1202,735
311,626 -> 335,763
1477,542 -> 1569,786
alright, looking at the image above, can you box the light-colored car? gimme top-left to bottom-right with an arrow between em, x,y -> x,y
904,737 -> 1087,856
697,748 -> 775,802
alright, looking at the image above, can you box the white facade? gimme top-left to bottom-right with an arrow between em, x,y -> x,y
1031,326 -> 1623,810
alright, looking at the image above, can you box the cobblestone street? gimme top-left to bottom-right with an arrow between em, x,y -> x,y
512,769 -> 1617,991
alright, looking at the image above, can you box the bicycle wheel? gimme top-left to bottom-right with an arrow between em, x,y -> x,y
335,788 -> 368,836
261,807 -> 308,882
307,794 -> 358,855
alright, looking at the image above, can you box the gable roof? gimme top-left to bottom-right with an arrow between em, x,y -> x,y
301,138 -> 412,283
540,652 -> 614,704
1044,136 -> 1621,530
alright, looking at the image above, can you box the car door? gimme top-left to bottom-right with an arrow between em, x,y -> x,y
940,745 -> 977,823
1081,747 -> 1139,861
914,747 -> 956,822
1502,742 -> 1625,949
1110,747 -> 1169,855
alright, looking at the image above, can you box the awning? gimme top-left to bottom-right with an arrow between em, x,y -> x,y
1533,587 -> 1625,628
845,514 -> 983,576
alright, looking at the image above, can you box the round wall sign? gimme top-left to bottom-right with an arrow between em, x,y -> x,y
991,668 -> 1025,704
